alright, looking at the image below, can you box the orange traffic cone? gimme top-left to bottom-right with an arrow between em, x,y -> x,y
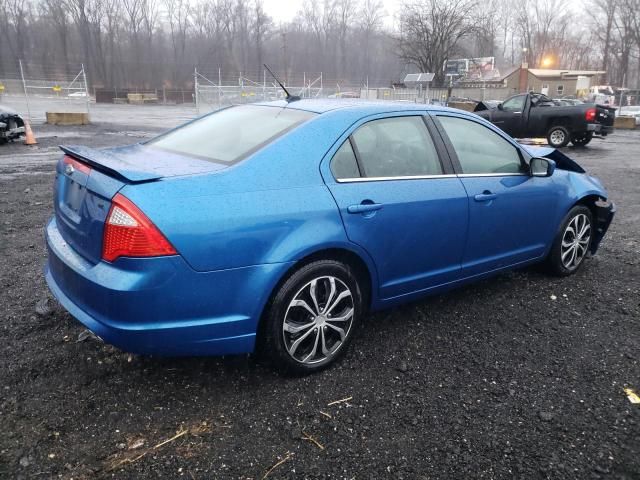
24,121 -> 37,145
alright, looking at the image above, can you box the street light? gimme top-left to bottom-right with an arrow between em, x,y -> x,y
541,57 -> 553,68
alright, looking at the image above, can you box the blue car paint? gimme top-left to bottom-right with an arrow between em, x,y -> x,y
45,100 -> 613,356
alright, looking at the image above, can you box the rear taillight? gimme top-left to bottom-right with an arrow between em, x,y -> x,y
63,155 -> 91,174
585,108 -> 597,122
102,193 -> 176,262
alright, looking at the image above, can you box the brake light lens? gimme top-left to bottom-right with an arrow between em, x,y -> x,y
585,108 -> 597,122
102,193 -> 176,262
63,155 -> 91,175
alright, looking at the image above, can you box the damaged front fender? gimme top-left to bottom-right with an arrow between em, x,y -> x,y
591,198 -> 616,254
0,105 -> 26,143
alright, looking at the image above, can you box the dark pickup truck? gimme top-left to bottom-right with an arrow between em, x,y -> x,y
474,93 -> 615,147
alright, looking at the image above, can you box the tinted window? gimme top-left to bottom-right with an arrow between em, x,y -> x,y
502,95 -> 526,112
148,105 -> 316,163
351,116 -> 442,178
438,116 -> 523,174
331,140 -> 360,179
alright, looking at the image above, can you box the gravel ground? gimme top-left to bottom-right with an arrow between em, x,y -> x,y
0,120 -> 638,480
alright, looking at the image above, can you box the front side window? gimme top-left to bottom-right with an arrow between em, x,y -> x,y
147,105 -> 316,164
437,116 -> 524,175
350,116 -> 443,178
502,95 -> 526,112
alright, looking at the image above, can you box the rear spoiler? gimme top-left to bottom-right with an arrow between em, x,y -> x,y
60,145 -> 163,182
60,144 -> 227,182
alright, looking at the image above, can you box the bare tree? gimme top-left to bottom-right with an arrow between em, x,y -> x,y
336,0 -> 356,80
397,0 -> 479,83
613,0 -> 636,86
3,0 -> 637,92
515,0 -> 569,68
1,0 -> 33,63
252,0 -> 272,75
359,0 -> 384,80
590,0 -> 618,82
43,0 -> 71,73
165,0 -> 191,84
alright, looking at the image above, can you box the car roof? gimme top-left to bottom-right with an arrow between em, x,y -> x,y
253,98 -> 464,116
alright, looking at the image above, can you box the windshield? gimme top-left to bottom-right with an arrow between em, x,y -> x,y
147,105 -> 316,164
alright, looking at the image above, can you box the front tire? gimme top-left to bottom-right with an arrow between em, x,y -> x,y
571,132 -> 593,146
546,205 -> 593,276
547,125 -> 570,148
260,260 -> 363,374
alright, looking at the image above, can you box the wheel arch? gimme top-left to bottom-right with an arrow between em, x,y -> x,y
255,245 -> 378,345
274,246 -> 376,310
574,193 -> 603,220
547,117 -> 572,131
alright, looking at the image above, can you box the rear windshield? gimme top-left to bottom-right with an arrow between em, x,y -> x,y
147,105 -> 316,164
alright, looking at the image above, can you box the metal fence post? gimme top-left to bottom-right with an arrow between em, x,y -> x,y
218,68 -> 222,109
81,63 -> 90,114
194,67 -> 199,114
19,59 -> 31,121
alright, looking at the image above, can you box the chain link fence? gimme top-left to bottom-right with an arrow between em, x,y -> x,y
194,69 -> 366,113
0,60 -> 517,123
0,60 -> 91,121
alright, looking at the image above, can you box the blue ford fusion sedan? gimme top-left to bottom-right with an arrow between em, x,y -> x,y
45,99 -> 615,373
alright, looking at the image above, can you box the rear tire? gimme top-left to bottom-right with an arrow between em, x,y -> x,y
547,125 -> 570,148
259,260 -> 363,375
546,205 -> 593,276
571,132 -> 593,147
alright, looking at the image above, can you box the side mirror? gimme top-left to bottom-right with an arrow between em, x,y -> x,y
530,157 -> 556,177
497,103 -> 504,110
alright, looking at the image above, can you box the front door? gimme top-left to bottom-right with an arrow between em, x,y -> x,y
433,113 -> 559,277
490,94 -> 527,137
325,114 -> 469,299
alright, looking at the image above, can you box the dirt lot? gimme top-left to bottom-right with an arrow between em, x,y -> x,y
1,112 -> 639,479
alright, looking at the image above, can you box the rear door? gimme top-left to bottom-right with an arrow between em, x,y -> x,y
432,113 -> 559,276
324,113 -> 469,300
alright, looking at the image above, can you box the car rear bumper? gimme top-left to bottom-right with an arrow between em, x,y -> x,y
45,217 -> 292,356
587,124 -> 614,135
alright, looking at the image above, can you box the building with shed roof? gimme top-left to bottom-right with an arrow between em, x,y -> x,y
459,66 -> 605,97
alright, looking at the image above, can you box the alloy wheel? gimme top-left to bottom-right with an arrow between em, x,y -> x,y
550,129 -> 566,146
282,275 -> 354,364
561,213 -> 591,270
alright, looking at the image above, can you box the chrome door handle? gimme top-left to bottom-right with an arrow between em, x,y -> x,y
474,192 -> 497,202
347,202 -> 383,214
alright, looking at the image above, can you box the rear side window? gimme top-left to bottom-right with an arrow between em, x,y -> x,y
437,116 -> 523,175
351,116 -> 443,178
147,105 -> 316,164
331,140 -> 360,180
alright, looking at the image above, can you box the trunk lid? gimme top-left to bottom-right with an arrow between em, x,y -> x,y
55,144 -> 226,264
